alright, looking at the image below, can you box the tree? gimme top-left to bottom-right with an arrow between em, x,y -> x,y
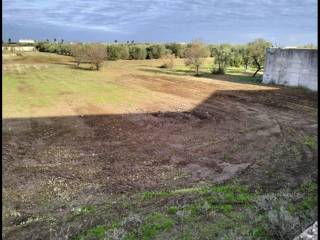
247,39 -> 272,77
70,44 -> 107,70
107,44 -> 129,60
87,44 -> 107,70
129,45 -> 146,59
184,40 -> 210,76
165,43 -> 186,58
8,38 -> 11,44
211,44 -> 232,73
146,44 -> 167,59
160,53 -> 175,69
239,45 -> 251,71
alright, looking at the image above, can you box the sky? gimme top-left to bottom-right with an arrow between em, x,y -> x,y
2,0 -> 318,45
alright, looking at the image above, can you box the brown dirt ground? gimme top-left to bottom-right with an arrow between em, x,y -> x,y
2,60 -> 318,239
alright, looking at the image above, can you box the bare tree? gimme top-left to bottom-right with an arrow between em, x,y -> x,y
184,40 -> 210,76
70,44 -> 107,70
160,53 -> 176,69
87,44 -> 107,70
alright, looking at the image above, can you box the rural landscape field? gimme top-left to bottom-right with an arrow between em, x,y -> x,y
2,50 -> 318,239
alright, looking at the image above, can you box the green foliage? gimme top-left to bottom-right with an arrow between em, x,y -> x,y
165,43 -> 186,58
211,44 -> 232,72
167,206 -> 178,215
106,44 -> 129,60
303,136 -> 317,150
35,42 -> 72,55
74,225 -> 106,240
140,213 -> 174,239
146,44 -> 167,59
140,191 -> 172,200
247,38 -> 272,76
129,45 -> 147,60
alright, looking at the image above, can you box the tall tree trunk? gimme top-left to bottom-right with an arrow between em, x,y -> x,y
252,58 -> 261,77
253,67 -> 261,77
196,65 -> 199,76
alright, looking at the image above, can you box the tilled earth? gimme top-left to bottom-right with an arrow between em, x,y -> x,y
2,70 -> 318,239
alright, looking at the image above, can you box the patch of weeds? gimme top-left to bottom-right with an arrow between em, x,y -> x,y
140,212 -> 174,239
140,191 -> 172,201
303,136 -> 317,150
248,226 -> 270,239
216,204 -> 233,214
167,206 -> 178,215
74,225 -> 106,240
212,183 -> 249,195
299,181 -> 317,194
253,186 -> 318,240
232,75 -> 263,84
72,205 -> 96,216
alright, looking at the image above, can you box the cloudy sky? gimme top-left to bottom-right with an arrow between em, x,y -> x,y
3,0 -> 317,45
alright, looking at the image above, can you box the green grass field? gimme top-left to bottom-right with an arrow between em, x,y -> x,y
3,52 -> 263,118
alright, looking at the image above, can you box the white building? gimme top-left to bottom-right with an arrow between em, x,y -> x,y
18,39 -> 35,44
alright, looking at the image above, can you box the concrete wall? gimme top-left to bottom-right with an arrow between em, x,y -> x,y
263,48 -> 318,91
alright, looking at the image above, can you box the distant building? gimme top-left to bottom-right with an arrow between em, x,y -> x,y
283,46 -> 297,49
18,39 -> 35,44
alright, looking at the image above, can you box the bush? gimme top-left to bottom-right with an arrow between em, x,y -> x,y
165,43 -> 186,58
211,67 -> 225,74
129,45 -> 147,60
146,44 -> 167,59
106,44 -> 129,60
160,53 -> 175,69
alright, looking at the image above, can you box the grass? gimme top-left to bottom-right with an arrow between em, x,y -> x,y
70,181 -> 317,239
3,53 -> 272,118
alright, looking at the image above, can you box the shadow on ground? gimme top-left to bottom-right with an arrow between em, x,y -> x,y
139,67 -> 265,85
2,84 -> 318,239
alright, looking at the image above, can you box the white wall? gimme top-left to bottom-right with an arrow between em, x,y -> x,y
263,48 -> 318,91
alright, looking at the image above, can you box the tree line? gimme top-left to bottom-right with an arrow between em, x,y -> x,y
35,39 -> 272,76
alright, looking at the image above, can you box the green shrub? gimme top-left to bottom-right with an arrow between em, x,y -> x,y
211,67 -> 225,74
146,44 -> 167,59
129,45 -> 147,60
107,44 -> 129,60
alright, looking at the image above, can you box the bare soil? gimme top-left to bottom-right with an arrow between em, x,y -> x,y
2,64 -> 318,239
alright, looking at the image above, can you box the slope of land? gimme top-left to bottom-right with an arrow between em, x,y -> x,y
2,52 -> 318,239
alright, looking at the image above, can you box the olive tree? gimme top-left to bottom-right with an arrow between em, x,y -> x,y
71,44 -> 107,70
247,39 -> 272,77
184,40 -> 210,76
239,45 -> 251,71
211,44 -> 232,73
